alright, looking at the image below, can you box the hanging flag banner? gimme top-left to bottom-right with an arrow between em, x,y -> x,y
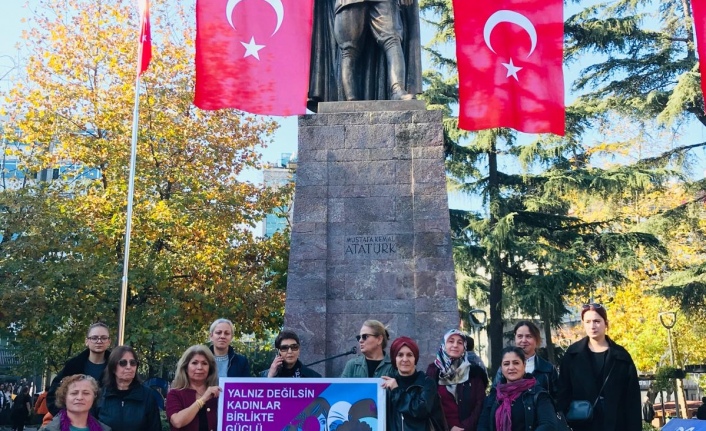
453,0 -> 565,135
194,0 -> 314,115
137,0 -> 151,75
218,378 -> 385,431
692,0 -> 706,101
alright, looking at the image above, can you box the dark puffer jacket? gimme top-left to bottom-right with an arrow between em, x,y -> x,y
97,383 -> 162,431
386,371 -> 446,431
259,360 -> 322,378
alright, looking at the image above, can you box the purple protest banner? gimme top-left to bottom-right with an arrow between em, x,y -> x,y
218,378 -> 385,431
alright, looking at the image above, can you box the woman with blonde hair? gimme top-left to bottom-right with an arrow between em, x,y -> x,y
166,345 -> 222,431
40,375 -> 110,431
341,319 -> 393,378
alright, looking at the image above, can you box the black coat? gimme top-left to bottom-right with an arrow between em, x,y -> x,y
209,345 -> 250,377
386,371 -> 446,431
493,355 -> 559,401
478,381 -> 557,431
97,384 -> 162,431
556,336 -> 641,431
46,348 -> 111,415
259,360 -> 322,378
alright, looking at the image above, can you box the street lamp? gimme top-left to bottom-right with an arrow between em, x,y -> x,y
658,311 -> 688,418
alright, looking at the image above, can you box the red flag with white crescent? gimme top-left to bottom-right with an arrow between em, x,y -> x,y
194,0 -> 314,115
692,0 -> 706,102
453,0 -> 565,135
138,0 -> 151,75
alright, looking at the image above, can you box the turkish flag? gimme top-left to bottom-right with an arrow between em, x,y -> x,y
137,0 -> 151,75
194,0 -> 314,115
453,0 -> 564,135
693,0 -> 706,101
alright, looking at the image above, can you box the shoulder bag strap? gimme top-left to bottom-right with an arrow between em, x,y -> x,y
592,362 -> 615,407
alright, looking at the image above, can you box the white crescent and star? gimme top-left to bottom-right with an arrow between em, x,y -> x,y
483,10 -> 537,81
226,0 -> 285,61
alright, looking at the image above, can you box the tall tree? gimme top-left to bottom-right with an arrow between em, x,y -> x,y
0,0 -> 291,375
420,0 -> 673,370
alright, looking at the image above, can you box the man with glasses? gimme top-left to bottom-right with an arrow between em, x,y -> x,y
262,331 -> 321,378
46,322 -> 112,415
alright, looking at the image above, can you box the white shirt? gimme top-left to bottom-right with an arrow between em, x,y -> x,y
526,354 -> 536,374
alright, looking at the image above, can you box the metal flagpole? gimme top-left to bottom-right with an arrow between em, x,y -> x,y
118,8 -> 147,345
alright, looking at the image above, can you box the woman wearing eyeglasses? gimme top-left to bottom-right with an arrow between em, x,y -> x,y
166,345 -> 222,431
262,330 -> 321,377
556,304 -> 641,431
96,346 -> 162,431
341,320 -> 393,378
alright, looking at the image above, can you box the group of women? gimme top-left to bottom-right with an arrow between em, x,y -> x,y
350,305 -> 641,431
42,303 -> 641,431
40,346 -> 162,431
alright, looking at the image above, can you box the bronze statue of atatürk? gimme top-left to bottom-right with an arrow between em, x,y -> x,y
307,0 -> 422,111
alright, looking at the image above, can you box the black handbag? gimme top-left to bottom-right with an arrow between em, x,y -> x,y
566,400 -> 593,422
566,363 -> 615,423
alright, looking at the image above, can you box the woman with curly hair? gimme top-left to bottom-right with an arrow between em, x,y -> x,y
40,374 -> 110,431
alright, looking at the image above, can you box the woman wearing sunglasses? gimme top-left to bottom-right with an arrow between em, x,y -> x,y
262,330 -> 321,377
97,345 -> 162,431
341,320 -> 393,378
557,303 -> 641,431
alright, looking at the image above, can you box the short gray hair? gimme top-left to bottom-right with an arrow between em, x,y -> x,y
209,318 -> 234,335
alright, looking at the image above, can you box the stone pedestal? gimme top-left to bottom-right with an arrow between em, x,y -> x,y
283,101 -> 458,377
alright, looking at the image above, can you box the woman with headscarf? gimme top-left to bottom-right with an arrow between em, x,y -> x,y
427,329 -> 487,431
382,336 -> 445,431
477,346 -> 557,431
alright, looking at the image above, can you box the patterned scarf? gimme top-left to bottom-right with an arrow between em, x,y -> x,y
494,377 -> 537,431
434,329 -> 467,381
58,409 -> 104,431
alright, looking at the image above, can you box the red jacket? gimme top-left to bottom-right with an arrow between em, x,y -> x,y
166,388 -> 218,431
